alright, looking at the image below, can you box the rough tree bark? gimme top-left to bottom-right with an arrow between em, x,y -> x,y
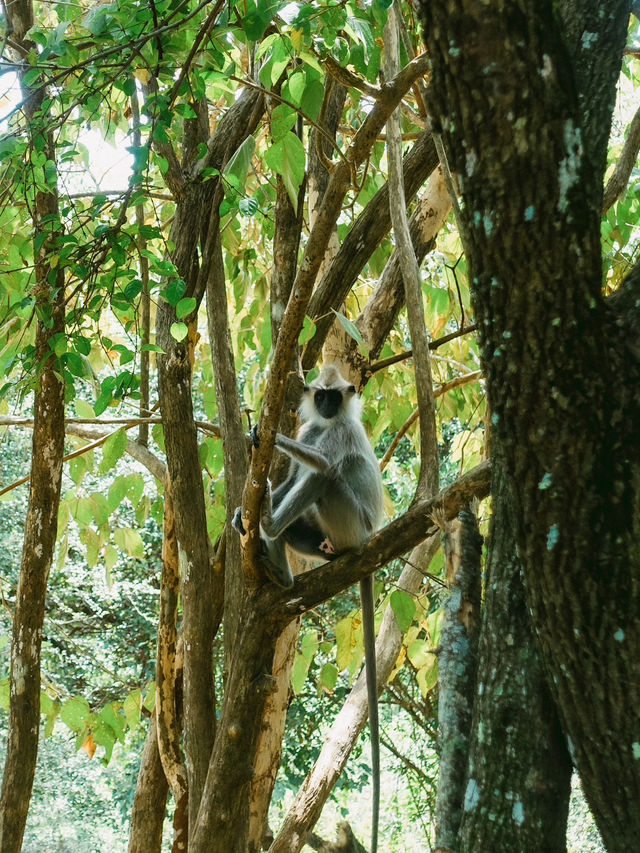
155,489 -> 188,850
127,715 -> 169,853
433,510 -> 482,853
0,0 -> 66,848
270,535 -> 440,853
458,455 -> 571,853
191,461 -> 490,853
155,84 -> 265,835
421,2 -> 640,850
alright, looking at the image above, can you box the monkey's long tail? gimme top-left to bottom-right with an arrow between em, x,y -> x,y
360,575 -> 379,853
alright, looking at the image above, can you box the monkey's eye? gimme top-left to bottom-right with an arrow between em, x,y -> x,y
347,385 -> 356,394
303,385 -> 310,393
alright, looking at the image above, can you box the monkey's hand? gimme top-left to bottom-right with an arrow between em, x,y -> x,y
232,506 -> 246,536
319,537 -> 336,555
250,424 -> 260,449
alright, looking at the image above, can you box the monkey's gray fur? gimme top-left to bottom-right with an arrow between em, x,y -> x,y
233,364 -> 384,853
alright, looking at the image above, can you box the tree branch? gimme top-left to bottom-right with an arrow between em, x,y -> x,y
301,130 -> 438,371
270,461 -> 491,617
602,103 -> 640,213
384,5 -> 439,500
240,51 -> 432,584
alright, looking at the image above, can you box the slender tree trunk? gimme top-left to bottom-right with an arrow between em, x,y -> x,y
0,2 -> 65,847
128,716 -> 169,853
434,510 -> 482,852
156,301 -> 215,833
154,488 -> 188,850
0,282 -> 65,853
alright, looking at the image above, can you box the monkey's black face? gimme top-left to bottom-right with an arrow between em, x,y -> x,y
314,388 -> 344,420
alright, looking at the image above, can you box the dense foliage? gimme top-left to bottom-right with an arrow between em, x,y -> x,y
0,0 -> 638,849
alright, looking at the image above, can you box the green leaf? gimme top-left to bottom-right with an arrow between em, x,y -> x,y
162,279 -> 186,306
114,527 -> 145,559
108,476 -> 128,511
225,135 -> 256,189
0,678 -> 9,711
99,428 -> 127,475
291,652 -> 312,694
104,544 -> 118,581
390,589 -> 416,633
426,609 -> 444,646
69,453 -> 89,486
300,629 -> 318,659
416,656 -> 438,697
41,692 -> 59,738
264,133 -> 306,212
298,315 -> 316,346
60,696 -> 91,732
126,474 -> 145,507
239,197 -> 259,217
271,104 -> 297,142
143,682 -> 156,713
99,703 -> 126,743
70,496 -> 94,526
123,688 -> 142,729
407,638 -> 433,669
176,297 -> 197,319
92,718 -> 116,762
80,525 -> 101,567
300,78 -> 324,122
75,400 -> 96,420
319,662 -> 338,692
170,322 -> 189,342
335,614 -> 356,672
287,70 -> 306,106
331,308 -> 363,344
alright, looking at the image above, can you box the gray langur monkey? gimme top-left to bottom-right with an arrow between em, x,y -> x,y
233,364 -> 384,853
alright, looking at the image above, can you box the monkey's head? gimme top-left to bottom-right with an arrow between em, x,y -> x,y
301,365 -> 362,423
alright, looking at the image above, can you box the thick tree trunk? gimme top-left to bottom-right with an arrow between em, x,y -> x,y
421,2 -> 640,850
458,456 -> 571,853
0,2 -> 65,846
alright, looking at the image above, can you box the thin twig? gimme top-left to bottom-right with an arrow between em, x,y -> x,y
368,324 -> 478,374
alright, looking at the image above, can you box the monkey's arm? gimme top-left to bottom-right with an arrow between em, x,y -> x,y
249,424 -> 331,473
261,473 -> 324,539
274,433 -> 331,474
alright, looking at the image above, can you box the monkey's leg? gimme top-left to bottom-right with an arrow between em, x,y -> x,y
261,475 -> 324,541
260,536 -> 294,589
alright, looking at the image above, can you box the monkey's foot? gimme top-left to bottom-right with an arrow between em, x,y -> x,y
319,537 -> 336,555
232,506 -> 246,536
